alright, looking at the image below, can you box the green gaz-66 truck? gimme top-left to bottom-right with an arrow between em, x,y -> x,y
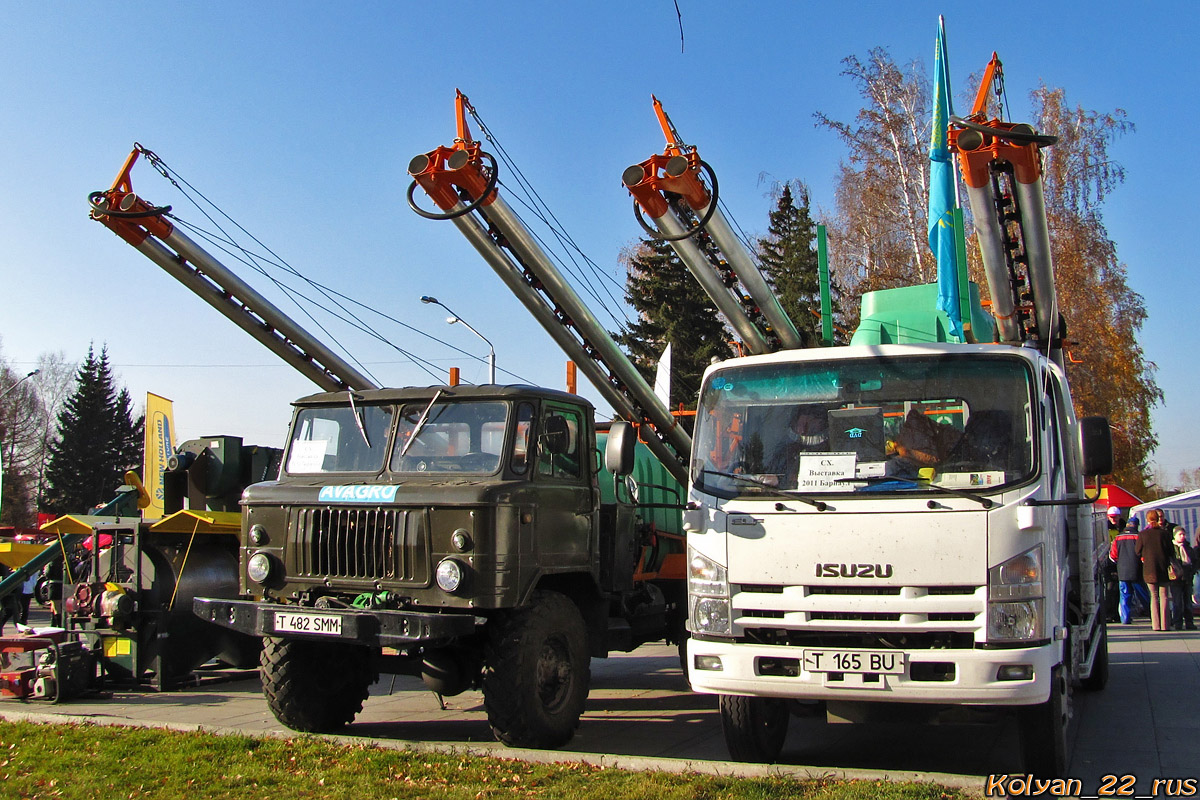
193,385 -> 685,748
91,140 -> 691,749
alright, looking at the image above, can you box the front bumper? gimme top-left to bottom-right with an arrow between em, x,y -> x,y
194,597 -> 479,648
686,637 -> 1058,706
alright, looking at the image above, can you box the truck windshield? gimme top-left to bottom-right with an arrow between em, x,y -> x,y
692,355 -> 1036,498
286,405 -> 393,474
391,401 -> 509,475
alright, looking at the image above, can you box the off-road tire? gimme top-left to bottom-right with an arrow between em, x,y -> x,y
720,694 -> 789,763
482,591 -> 590,749
260,637 -> 376,732
1018,663 -> 1069,777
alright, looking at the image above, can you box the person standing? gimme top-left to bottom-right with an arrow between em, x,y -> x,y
18,569 -> 39,625
1137,509 -> 1173,631
0,563 -> 21,634
1103,506 -> 1124,622
1106,505 -> 1125,540
1193,528 -> 1200,618
1168,526 -> 1196,631
1110,521 -> 1142,625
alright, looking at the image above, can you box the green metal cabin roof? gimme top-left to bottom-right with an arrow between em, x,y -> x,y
850,282 -> 997,346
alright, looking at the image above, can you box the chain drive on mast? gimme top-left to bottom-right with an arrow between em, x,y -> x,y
987,162 -> 1038,343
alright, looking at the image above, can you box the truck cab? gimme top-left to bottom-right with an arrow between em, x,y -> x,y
239,384 -> 600,610
196,384 -> 682,748
684,342 -> 1111,773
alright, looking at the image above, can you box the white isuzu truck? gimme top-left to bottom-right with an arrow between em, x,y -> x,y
665,59 -> 1114,776
684,335 -> 1112,775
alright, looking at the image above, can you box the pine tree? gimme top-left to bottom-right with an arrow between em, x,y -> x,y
42,345 -> 144,514
758,183 -> 842,346
614,236 -> 733,411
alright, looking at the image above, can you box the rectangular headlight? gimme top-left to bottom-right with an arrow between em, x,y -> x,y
688,547 -> 728,597
988,545 -> 1046,642
988,544 -> 1043,600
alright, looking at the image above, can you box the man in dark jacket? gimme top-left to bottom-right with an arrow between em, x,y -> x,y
1138,509 -> 1174,631
1110,520 -> 1142,625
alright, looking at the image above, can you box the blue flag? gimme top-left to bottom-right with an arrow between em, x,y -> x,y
929,17 -> 962,339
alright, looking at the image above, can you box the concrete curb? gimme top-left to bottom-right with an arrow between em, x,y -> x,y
0,707 -> 986,794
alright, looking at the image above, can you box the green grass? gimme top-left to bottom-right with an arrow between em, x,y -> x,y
0,721 -> 965,800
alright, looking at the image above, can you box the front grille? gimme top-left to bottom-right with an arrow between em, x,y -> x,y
808,586 -> 902,596
732,583 -> 986,640
293,507 -> 430,583
810,611 -> 902,622
743,628 -> 975,650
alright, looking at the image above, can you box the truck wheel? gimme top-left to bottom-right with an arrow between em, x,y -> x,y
672,611 -> 689,674
260,637 -> 376,732
1080,622 -> 1109,691
720,694 -> 789,763
483,591 -> 590,749
35,577 -> 51,606
1018,663 -> 1069,777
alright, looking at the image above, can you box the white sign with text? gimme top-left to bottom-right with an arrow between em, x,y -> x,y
796,452 -> 857,492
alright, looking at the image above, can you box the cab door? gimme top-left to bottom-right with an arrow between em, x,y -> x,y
533,403 -> 594,567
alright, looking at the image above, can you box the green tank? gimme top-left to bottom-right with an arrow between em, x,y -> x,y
596,427 -> 684,537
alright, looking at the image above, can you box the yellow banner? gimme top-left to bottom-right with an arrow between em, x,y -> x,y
143,392 -> 175,520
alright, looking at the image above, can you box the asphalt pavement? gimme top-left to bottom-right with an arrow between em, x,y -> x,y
2,618 -> 1198,797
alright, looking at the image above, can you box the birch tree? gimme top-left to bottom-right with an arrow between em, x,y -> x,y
818,46 -> 1159,493
816,48 -> 932,313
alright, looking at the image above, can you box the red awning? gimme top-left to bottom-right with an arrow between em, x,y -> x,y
1096,484 -> 1142,510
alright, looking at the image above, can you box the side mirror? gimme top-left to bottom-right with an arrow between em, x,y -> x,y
605,421 -> 637,477
541,414 -> 570,455
1079,416 -> 1113,477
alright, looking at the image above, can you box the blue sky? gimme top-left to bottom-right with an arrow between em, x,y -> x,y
1,2 -> 1195,490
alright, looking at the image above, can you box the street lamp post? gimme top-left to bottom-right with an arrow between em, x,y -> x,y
421,296 -> 496,384
0,369 -> 39,401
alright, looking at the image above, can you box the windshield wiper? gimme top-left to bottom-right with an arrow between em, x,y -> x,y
837,475 -> 994,508
399,389 -> 444,458
701,470 -> 828,511
347,391 -> 370,449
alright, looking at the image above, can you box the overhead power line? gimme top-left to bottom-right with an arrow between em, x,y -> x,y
136,150 -> 536,386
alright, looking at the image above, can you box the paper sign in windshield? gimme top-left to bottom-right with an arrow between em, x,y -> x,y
937,471 -> 1005,489
797,452 -> 857,492
287,440 -> 327,473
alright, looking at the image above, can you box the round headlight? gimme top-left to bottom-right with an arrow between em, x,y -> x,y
248,524 -> 268,546
435,558 -> 464,593
247,552 -> 273,584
